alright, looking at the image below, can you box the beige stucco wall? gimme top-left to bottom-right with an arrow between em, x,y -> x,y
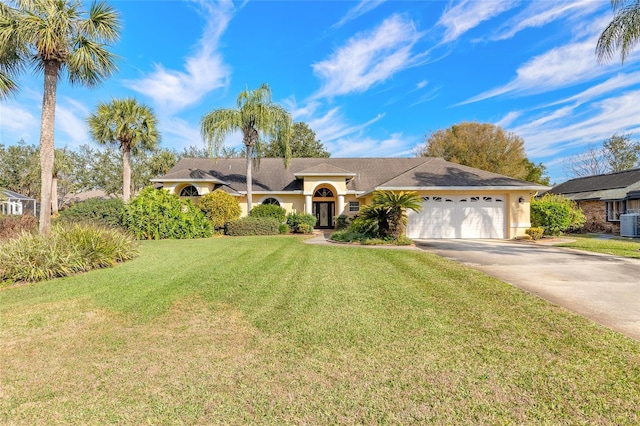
163,178 -> 536,239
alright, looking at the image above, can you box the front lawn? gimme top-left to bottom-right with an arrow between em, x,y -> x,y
558,234 -> 640,258
1,236 -> 639,424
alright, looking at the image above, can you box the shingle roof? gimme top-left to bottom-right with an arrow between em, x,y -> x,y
549,168 -> 640,201
153,157 -> 548,193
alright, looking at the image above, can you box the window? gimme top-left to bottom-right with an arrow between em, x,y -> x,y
314,188 -> 334,198
349,201 -> 360,212
628,199 -> 640,213
180,185 -> 199,196
606,201 -> 624,221
262,197 -> 280,206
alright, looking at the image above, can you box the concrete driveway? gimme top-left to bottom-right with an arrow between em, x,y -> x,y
414,239 -> 640,342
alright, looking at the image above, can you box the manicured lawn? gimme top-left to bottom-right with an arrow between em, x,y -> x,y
557,234 -> 640,258
1,236 -> 639,424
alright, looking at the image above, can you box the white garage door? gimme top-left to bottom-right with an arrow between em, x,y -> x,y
406,195 -> 506,239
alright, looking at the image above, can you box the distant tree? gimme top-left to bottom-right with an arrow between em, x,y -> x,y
0,141 -> 40,197
603,133 -> 639,172
264,122 -> 330,158
0,0 -> 121,234
417,122 -> 549,184
180,145 -> 211,159
88,98 -> 160,202
596,0 -> 640,64
563,134 -> 639,177
523,160 -> 551,186
51,148 -> 74,214
200,83 -> 293,211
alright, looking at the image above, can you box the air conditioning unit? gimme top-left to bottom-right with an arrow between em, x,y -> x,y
620,213 -> 640,237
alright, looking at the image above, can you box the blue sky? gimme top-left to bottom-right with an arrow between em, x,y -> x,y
1,0 -> 639,184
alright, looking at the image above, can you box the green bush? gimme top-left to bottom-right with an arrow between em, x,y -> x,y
335,214 -> 350,230
198,190 -> 241,229
531,194 -> 585,236
278,223 -> 290,234
249,204 -> 286,222
0,213 -> 38,241
297,223 -> 314,234
225,217 -> 281,236
525,227 -> 544,240
0,223 -> 138,283
286,212 -> 317,233
57,198 -> 124,227
122,187 -> 212,240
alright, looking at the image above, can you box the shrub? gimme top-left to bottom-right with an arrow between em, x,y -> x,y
297,223 -> 314,234
122,187 -> 212,240
531,194 -> 585,236
225,217 -> 281,236
525,227 -> 544,240
286,212 -> 317,233
249,204 -> 286,222
335,214 -> 350,230
198,190 -> 241,229
0,213 -> 38,241
0,223 -> 138,283
57,198 -> 124,227
278,223 -> 290,234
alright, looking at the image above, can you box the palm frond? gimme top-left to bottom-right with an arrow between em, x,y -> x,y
596,0 -> 640,63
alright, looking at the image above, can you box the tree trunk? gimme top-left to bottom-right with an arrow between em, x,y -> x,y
245,143 -> 253,212
122,144 -> 131,202
51,175 -> 58,215
38,61 -> 60,235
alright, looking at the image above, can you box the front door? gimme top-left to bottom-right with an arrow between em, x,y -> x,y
313,202 -> 334,228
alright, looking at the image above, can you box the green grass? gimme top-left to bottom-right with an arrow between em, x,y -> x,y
558,234 -> 640,258
1,236 -> 639,424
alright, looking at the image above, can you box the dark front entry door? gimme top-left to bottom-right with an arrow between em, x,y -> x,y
313,202 -> 334,228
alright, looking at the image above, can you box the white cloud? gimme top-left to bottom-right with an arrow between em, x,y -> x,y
55,99 -> 93,149
494,111 -> 521,128
459,17 -> 621,105
541,71 -> 640,108
308,107 -> 384,144
333,0 -> 386,29
329,132 -> 414,158
0,103 -> 38,140
491,0 -> 601,41
511,90 -> 640,159
416,80 -> 428,89
437,0 -> 517,43
312,14 -> 421,98
123,1 -> 233,113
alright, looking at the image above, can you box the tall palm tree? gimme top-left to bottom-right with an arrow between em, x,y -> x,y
596,0 -> 640,63
88,98 -> 160,202
200,83 -> 292,212
0,0 -> 120,235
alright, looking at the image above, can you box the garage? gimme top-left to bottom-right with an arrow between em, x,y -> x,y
406,195 -> 506,239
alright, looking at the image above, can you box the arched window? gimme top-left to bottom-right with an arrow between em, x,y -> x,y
262,197 -> 280,206
180,185 -> 199,196
314,188 -> 334,198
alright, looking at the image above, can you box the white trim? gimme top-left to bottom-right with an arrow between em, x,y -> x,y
377,185 -> 549,191
151,178 -> 228,184
511,223 -> 532,228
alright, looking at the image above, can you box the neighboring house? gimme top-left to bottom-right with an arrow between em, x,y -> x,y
151,157 -> 548,239
0,188 -> 37,216
548,168 -> 640,233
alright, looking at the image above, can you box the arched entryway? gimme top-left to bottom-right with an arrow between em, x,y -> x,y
312,185 -> 336,228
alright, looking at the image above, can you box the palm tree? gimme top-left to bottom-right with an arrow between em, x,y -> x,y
596,0 -> 640,63
361,190 -> 423,240
200,83 -> 292,212
88,98 -> 160,202
0,0 -> 120,235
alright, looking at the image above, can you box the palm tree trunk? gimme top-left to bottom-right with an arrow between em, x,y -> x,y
38,61 -> 60,235
51,175 -> 59,215
245,143 -> 253,212
122,145 -> 131,202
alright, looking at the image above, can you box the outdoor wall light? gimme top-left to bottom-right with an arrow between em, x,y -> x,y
518,197 -> 525,203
